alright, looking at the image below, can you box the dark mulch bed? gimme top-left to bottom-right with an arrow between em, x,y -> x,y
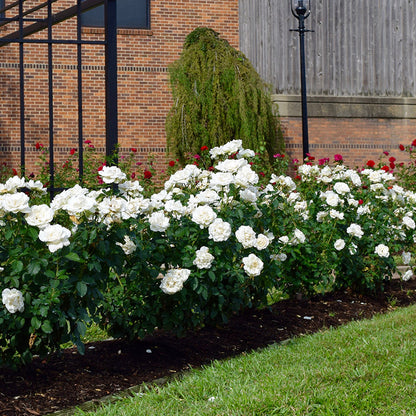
1,279 -> 416,416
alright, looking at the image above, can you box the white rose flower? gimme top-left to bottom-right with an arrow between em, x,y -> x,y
25,179 -> 47,194
234,165 -> 259,187
334,239 -> 345,251
278,236 -> 289,245
38,224 -> 71,253
209,140 -> 242,158
235,225 -> 257,248
148,211 -> 170,232
4,176 -> 26,192
316,211 -> 327,222
118,180 -> 144,197
208,218 -> 232,242
403,216 -> 416,230
349,243 -> 358,255
374,244 -> 390,258
210,172 -> 234,188
255,234 -> 270,250
215,159 -> 247,173
368,170 -> 382,183
196,189 -> 220,205
402,251 -> 412,265
2,192 -> 30,214
292,228 -> 306,244
347,223 -> 364,239
25,204 -> 54,229
237,149 -> 255,159
239,188 -> 258,203
116,235 -> 137,255
193,246 -> 215,269
329,209 -> 344,220
99,165 -> 127,184
191,205 -> 217,228
325,191 -> 340,207
159,268 -> 191,294
333,182 -> 350,195
242,253 -> 264,276
64,194 -> 97,217
402,270 -> 413,282
2,288 -> 24,313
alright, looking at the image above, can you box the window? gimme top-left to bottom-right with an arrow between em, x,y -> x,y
81,0 -> 150,29
0,0 -> 4,20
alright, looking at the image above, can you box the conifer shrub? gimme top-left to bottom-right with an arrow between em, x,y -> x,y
166,27 -> 284,164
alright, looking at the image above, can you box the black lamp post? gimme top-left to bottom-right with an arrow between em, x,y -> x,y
290,0 -> 313,160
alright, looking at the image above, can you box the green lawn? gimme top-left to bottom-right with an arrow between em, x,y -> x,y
73,304 -> 416,416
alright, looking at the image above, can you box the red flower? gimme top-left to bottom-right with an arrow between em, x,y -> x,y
194,154 -> 201,160
35,142 -> 43,150
294,175 -> 301,181
358,199 -> 364,205
366,160 -> 376,168
412,139 -> 416,147
144,170 -> 152,179
131,172 -> 136,179
130,148 -> 137,153
399,144 -> 405,151
259,172 -> 265,177
169,160 -> 175,167
70,148 -> 76,155
383,151 -> 389,156
208,166 -> 214,171
306,153 -> 315,161
388,156 -> 396,163
334,154 -> 343,162
390,162 -> 395,169
318,158 -> 329,166
12,168 -> 18,176
84,140 -> 91,144
381,165 -> 389,172
200,146 -> 209,151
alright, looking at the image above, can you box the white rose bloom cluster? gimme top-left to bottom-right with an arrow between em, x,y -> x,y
193,246 -> 215,269
242,253 -> 264,276
2,288 -> 25,313
209,140 -> 243,159
235,225 -> 257,248
98,165 -> 127,184
191,205 -> 217,228
208,218 -> 232,242
160,268 -> 191,294
1,192 -> 31,214
374,244 -> 390,258
148,211 -> 170,232
333,182 -> 350,195
290,228 -> 306,245
402,216 -> 416,230
116,235 -> 137,255
347,223 -> 364,239
334,239 -> 346,251
38,224 -> 71,253
402,270 -> 413,281
25,204 -> 54,229
215,158 -> 247,173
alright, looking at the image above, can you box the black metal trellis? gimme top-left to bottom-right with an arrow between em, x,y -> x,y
0,0 -> 118,196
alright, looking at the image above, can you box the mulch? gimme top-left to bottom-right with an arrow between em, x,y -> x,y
1,279 -> 416,416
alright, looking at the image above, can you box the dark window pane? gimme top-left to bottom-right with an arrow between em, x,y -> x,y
81,0 -> 150,29
0,0 -> 4,19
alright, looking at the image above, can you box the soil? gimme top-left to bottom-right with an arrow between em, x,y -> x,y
1,279 -> 416,416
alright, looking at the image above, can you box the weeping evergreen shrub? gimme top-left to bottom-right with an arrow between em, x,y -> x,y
166,27 -> 284,163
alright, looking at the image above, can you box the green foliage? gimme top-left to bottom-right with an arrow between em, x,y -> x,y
166,27 -> 283,164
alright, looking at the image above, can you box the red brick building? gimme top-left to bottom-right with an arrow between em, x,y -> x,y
0,0 -> 239,176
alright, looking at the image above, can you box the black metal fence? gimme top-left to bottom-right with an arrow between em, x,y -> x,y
0,0 -> 118,195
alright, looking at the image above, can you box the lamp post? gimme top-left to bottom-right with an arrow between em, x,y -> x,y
290,0 -> 313,160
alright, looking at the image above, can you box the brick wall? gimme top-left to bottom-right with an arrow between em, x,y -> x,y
0,0 -> 239,177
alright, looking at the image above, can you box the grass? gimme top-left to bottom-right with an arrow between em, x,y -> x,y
73,304 -> 416,416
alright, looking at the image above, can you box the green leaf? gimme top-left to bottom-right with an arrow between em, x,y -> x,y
31,316 -> 42,330
77,321 -> 87,336
27,262 -> 41,276
11,261 -> 23,274
41,320 -> 53,334
208,271 -> 216,282
65,252 -> 81,262
76,281 -> 88,297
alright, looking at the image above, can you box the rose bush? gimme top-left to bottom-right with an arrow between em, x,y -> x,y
1,140 -> 416,368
